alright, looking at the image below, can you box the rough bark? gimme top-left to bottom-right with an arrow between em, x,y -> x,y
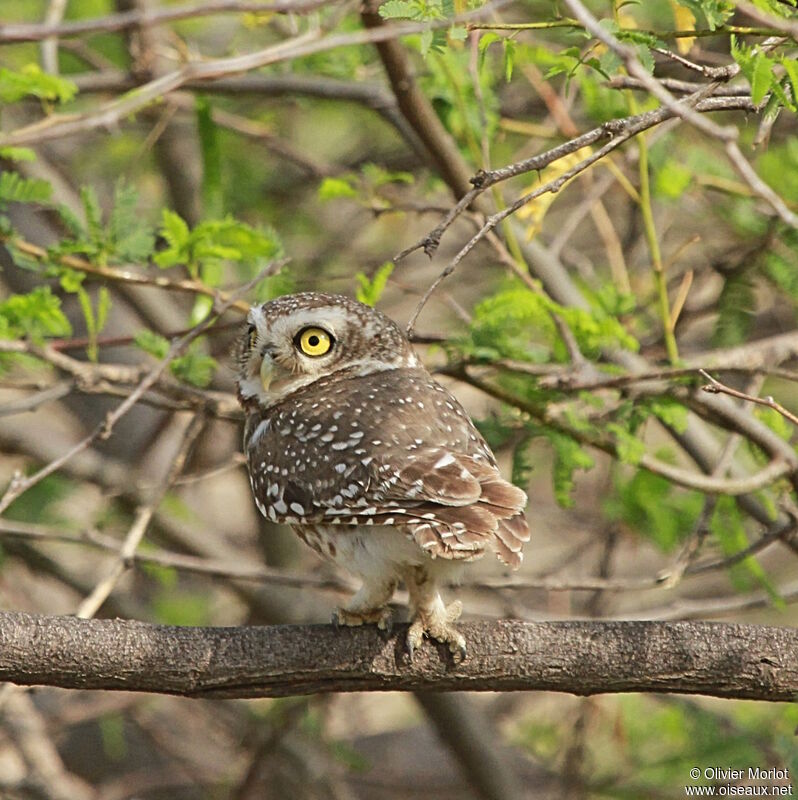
0,611 -> 794,701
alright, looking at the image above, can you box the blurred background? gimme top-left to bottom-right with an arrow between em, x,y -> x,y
0,0 -> 797,797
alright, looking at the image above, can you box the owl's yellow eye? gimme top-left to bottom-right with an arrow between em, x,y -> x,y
296,326 -> 333,357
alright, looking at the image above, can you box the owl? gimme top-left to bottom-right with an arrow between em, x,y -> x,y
235,292 -> 529,658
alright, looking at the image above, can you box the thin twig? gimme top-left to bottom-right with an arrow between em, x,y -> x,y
76,411 -> 207,618
3,235 -> 253,312
395,96 -> 754,265
0,0 -> 333,43
0,264 -> 277,515
700,370 -> 798,428
455,366 -> 795,496
0,6 -> 506,150
564,0 -> 798,228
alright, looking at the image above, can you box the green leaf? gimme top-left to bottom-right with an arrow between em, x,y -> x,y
171,351 -> 217,387
0,172 -> 52,205
753,405 -> 793,442
154,213 -> 280,276
604,465 -> 702,552
80,185 -> 104,251
607,423 -> 646,465
710,495 -> 783,604
360,163 -> 414,188
511,431 -> 535,490
654,159 -> 692,199
0,65 -> 77,104
156,209 -> 191,268
134,329 -> 170,359
96,286 -> 111,333
0,286 -> 72,339
546,431 -> 595,508
676,0 -> 734,29
782,57 -> 798,107
751,54 -> 775,106
58,269 -> 85,293
153,588 -> 211,626
77,287 -> 98,362
108,180 -> 155,262
0,147 -> 36,162
318,176 -> 358,201
76,286 -> 112,362
190,295 -> 214,326
647,398 -> 689,434
503,39 -> 516,82
420,27 -> 434,59
379,0 -> 416,20
355,261 -> 394,306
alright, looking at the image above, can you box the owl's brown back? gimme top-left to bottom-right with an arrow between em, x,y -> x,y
244,366 -> 529,566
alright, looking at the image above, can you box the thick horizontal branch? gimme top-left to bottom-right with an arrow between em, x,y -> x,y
0,611 -> 795,701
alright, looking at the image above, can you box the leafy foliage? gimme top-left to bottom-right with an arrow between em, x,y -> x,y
0,64 -> 77,104
54,181 -> 156,266
0,287 -> 71,340
0,172 -> 52,206
154,211 -> 281,279
355,262 -> 395,306
604,462 -> 703,551
134,330 -> 218,388
468,282 -> 638,363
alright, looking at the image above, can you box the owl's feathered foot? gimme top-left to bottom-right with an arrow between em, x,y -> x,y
332,578 -> 396,634
332,605 -> 393,633
406,599 -> 466,661
403,566 -> 467,661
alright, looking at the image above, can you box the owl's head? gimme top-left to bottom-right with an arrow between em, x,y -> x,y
235,292 -> 418,409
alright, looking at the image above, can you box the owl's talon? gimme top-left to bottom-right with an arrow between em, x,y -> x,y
406,601 -> 466,661
332,606 -> 392,631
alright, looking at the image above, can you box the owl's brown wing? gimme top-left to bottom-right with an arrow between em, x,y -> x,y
366,448 -> 530,567
245,367 -> 529,566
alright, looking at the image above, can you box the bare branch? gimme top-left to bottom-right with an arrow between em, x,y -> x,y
397,96 -> 755,264
0,7 -> 505,150
1,612 -> 795,701
0,0 -> 334,43
701,370 -> 798,428
564,0 -> 798,228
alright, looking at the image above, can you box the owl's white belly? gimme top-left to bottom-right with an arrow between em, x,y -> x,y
294,523 -> 467,585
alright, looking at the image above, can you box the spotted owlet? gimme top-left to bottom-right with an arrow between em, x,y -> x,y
235,292 -> 529,657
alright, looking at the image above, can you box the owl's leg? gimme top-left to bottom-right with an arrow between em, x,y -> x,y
403,566 -> 466,661
332,577 -> 397,632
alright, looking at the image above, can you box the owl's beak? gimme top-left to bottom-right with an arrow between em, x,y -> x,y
259,355 -> 273,392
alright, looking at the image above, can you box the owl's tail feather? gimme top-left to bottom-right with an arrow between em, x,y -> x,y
493,514 -> 530,569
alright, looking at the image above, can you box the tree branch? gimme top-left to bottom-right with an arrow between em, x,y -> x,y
0,0 -> 332,43
1,612 -> 795,701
